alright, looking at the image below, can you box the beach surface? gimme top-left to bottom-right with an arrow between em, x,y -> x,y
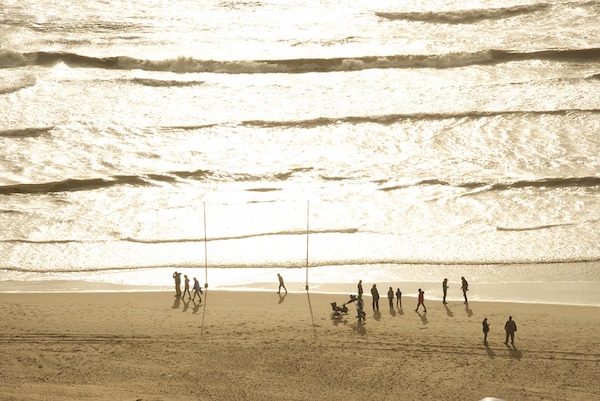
0,290 -> 599,401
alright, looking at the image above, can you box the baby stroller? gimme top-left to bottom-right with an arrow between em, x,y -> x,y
330,295 -> 358,319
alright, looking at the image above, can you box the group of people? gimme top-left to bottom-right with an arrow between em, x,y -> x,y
172,271 -> 203,302
482,315 -> 518,345
356,277 -> 518,345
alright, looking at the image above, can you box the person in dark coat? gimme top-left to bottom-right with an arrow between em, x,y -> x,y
504,316 -> 517,344
371,284 -> 380,311
395,288 -> 402,308
358,280 -> 363,298
387,287 -> 394,309
482,317 -> 490,345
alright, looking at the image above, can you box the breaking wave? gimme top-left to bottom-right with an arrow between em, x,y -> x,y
2,48 -> 600,74
376,3 -> 551,24
379,176 -> 600,192
240,108 -> 600,128
0,126 -> 54,138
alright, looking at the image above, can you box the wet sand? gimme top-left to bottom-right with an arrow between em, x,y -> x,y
0,290 -> 599,400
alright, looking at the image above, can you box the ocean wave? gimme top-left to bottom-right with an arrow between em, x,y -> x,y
2,48 -> 599,74
125,228 -> 359,244
240,108 -> 600,128
131,77 -> 206,87
376,3 -> 550,24
0,175 -> 151,195
0,126 -> 54,138
0,75 -> 36,94
3,254 -> 600,274
0,168 -> 317,196
496,223 -> 575,232
380,176 -> 600,193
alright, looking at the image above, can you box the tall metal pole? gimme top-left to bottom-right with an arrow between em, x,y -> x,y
204,202 -> 208,288
305,200 -> 309,291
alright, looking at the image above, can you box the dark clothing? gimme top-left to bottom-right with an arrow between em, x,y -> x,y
371,287 -> 380,310
395,289 -> 402,308
483,320 -> 490,344
192,279 -> 203,302
387,289 -> 394,308
504,319 -> 517,344
358,282 -> 363,298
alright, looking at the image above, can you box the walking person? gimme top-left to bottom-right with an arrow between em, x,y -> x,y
482,317 -> 490,345
415,288 -> 427,312
442,278 -> 449,304
182,274 -> 191,299
358,280 -> 363,298
504,316 -> 517,344
192,277 -> 203,302
461,276 -> 469,303
395,287 -> 402,308
387,286 -> 394,309
277,273 -> 287,294
371,284 -> 380,311
172,271 -> 182,297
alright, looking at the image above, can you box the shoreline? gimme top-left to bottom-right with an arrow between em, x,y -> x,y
1,290 -> 599,400
1,278 -> 599,308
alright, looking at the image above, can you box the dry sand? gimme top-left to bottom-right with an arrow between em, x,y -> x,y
0,290 -> 599,401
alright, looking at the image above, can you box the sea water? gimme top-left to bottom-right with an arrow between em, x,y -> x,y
1,0 -> 600,305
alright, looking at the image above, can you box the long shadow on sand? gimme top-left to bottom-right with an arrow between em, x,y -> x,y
485,343 -> 495,358
507,343 -> 522,360
465,302 -> 473,317
444,303 -> 454,317
415,310 -> 428,325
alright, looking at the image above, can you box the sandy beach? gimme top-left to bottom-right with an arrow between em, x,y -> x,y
0,290 -> 599,401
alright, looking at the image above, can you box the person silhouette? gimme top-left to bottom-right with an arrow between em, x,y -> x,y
172,271 -> 182,297
182,274 -> 191,299
504,316 -> 517,344
482,317 -> 490,345
442,278 -> 449,304
395,288 -> 402,308
192,277 -> 203,302
358,280 -> 363,298
415,288 -> 427,313
461,276 -> 469,303
371,284 -> 380,311
277,273 -> 287,294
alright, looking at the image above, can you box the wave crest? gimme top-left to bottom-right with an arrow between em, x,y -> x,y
376,3 -> 550,24
2,48 -> 599,74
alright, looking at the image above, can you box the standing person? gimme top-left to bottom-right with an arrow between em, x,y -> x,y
395,287 -> 402,308
277,273 -> 287,294
182,274 -> 191,299
504,316 -> 517,344
415,288 -> 427,312
192,277 -> 203,302
461,276 -> 469,303
482,317 -> 490,345
172,271 -> 182,297
387,286 -> 394,309
442,278 -> 449,304
358,280 -> 363,298
371,284 -> 380,311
